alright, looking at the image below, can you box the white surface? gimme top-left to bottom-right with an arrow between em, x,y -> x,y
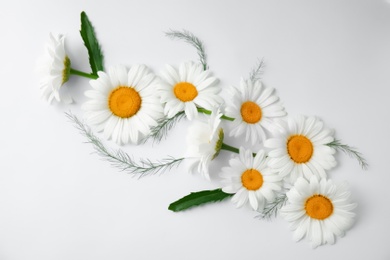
1,0 -> 389,259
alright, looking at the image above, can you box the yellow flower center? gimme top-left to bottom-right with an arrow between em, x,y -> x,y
62,56 -> 71,85
241,101 -> 262,124
305,194 -> 334,220
212,128 -> 224,160
241,168 -> 263,190
287,135 -> 313,163
108,86 -> 142,118
173,82 -> 198,102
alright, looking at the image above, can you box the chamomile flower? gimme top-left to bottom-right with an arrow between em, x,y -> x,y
225,78 -> 286,145
83,65 -> 163,145
38,33 -> 72,104
220,147 -> 281,211
186,107 -> 224,180
159,61 -> 223,120
281,176 -> 357,248
265,115 -> 336,184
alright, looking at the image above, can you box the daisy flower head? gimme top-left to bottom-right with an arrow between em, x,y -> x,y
37,33 -> 72,104
264,115 -> 337,184
220,147 -> 282,211
83,65 -> 163,145
186,106 -> 224,180
281,176 -> 357,248
225,78 -> 286,145
159,61 -> 223,120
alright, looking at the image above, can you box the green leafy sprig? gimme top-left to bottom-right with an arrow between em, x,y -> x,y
143,108 -> 234,144
248,58 -> 265,83
169,189 -> 233,212
142,111 -> 186,144
66,112 -> 184,177
80,11 -> 104,76
327,139 -> 368,170
257,193 -> 288,220
165,29 -> 208,70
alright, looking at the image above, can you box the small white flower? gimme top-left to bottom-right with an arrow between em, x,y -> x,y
186,107 -> 224,179
37,33 -> 72,104
281,176 -> 357,248
265,115 -> 337,184
83,65 -> 163,145
159,61 -> 223,120
225,78 -> 286,145
220,147 -> 282,211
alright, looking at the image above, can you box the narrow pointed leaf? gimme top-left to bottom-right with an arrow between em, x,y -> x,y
80,11 -> 104,75
169,188 -> 233,212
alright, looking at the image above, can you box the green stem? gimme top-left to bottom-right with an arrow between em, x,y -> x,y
221,142 -> 257,157
70,68 -> 98,79
221,143 -> 240,154
197,108 -> 235,121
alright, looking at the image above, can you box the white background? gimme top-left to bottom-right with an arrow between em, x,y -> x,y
1,0 -> 389,259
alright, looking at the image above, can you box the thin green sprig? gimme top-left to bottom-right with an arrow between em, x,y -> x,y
66,112 -> 184,177
144,108 -> 234,144
165,29 -> 208,70
248,58 -> 265,83
142,111 -> 186,144
327,139 -> 368,170
257,193 -> 288,220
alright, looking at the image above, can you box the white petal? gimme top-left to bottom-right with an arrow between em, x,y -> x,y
104,116 -> 119,140
232,188 -> 248,208
248,191 -> 259,210
310,220 -> 323,248
184,102 -> 198,120
292,217 -> 309,242
264,138 -> 286,149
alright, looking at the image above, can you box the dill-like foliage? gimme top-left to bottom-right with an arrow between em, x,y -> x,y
165,29 -> 208,70
257,193 -> 288,220
142,111 -> 186,144
66,112 -> 184,177
248,58 -> 265,83
327,139 -> 368,170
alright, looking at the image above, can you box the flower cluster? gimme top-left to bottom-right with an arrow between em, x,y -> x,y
38,12 -> 367,248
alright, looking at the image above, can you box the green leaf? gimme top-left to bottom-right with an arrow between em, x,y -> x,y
80,11 -> 104,76
168,189 -> 233,212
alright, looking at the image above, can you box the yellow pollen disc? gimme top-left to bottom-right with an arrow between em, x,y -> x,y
287,135 -> 314,163
108,86 -> 142,118
241,168 -> 263,191
305,194 -> 334,220
240,101 -> 262,124
62,56 -> 71,85
173,82 -> 198,102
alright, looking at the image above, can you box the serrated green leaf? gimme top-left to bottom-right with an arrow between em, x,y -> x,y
168,189 -> 233,212
80,11 -> 104,76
